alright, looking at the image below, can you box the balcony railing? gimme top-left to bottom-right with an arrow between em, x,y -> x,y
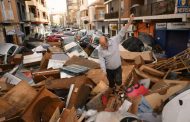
94,13 -> 105,20
105,12 -> 119,19
104,0 -> 109,2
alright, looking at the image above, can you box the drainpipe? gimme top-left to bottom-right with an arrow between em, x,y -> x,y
118,0 -> 121,31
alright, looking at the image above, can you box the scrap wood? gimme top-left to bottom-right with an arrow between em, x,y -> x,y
67,80 -> 92,109
135,69 -> 162,83
59,107 -> 78,122
145,81 -> 188,110
149,48 -> 190,72
86,92 -> 106,111
64,56 -> 100,69
105,96 -> 117,112
22,87 -> 64,122
122,65 -> 135,86
86,69 -> 108,85
134,55 -> 145,67
0,81 -> 37,119
40,52 -> 52,70
91,80 -> 109,95
31,77 -> 54,88
120,51 -> 154,62
0,77 -> 13,92
139,65 -> 165,78
45,75 -> 94,90
32,69 -> 60,83
150,80 -> 190,94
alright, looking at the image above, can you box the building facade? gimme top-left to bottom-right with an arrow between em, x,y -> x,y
66,0 -> 80,28
25,0 -> 49,34
88,0 -> 108,33
80,0 -> 89,29
0,0 -> 28,43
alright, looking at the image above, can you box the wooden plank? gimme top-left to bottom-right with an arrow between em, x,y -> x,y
40,52 -> 52,70
120,51 -> 153,62
86,69 -> 109,85
145,82 -> 188,110
134,55 -> 145,67
139,65 -> 165,78
64,56 -> 100,69
135,69 -> 162,83
122,65 -> 135,85
60,107 -> 78,122
45,75 -> 94,90
32,69 -> 60,83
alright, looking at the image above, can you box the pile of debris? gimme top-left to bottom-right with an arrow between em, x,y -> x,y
0,44 -> 190,122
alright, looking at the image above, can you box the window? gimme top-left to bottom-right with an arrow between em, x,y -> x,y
121,0 -> 124,13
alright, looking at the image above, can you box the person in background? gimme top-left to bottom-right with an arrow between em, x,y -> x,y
98,14 -> 134,91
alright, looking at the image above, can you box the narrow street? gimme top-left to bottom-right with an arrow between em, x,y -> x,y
0,0 -> 190,122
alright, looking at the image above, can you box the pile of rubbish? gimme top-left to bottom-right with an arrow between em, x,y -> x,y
0,40 -> 190,122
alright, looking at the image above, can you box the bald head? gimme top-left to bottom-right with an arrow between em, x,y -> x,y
99,36 -> 108,49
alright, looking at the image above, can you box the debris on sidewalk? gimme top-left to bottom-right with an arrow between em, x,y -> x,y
0,37 -> 189,122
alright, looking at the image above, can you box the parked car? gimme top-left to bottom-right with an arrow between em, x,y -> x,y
0,43 -> 20,64
64,42 -> 88,58
88,47 -> 99,63
61,36 -> 75,46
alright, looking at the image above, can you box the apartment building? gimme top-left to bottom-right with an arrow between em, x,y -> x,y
104,0 -> 145,36
25,0 -> 49,34
66,0 -> 80,28
0,0 -> 28,43
80,0 -> 88,29
88,0 -> 108,33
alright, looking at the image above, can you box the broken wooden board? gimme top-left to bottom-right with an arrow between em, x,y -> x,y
22,87 -> 64,122
67,77 -> 92,109
134,55 -> 145,67
139,65 -> 165,78
64,56 -> 100,69
122,65 -> 135,85
40,52 -> 52,70
86,92 -> 106,111
86,69 -> 108,85
0,98 -> 14,119
46,75 -> 94,90
1,81 -> 37,119
120,51 -> 153,62
47,47 -> 63,53
49,107 -> 60,122
149,48 -> 190,72
135,69 -> 161,83
145,81 -> 188,110
60,107 -> 78,122
23,53 -> 43,67
91,80 -> 109,95
32,69 -> 60,83
47,42 -> 62,47
105,96 -> 117,112
0,77 -> 13,92
13,54 -> 23,65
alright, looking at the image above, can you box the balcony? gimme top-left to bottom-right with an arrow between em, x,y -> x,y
94,13 -> 105,21
105,12 -> 118,19
104,0 -> 112,4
